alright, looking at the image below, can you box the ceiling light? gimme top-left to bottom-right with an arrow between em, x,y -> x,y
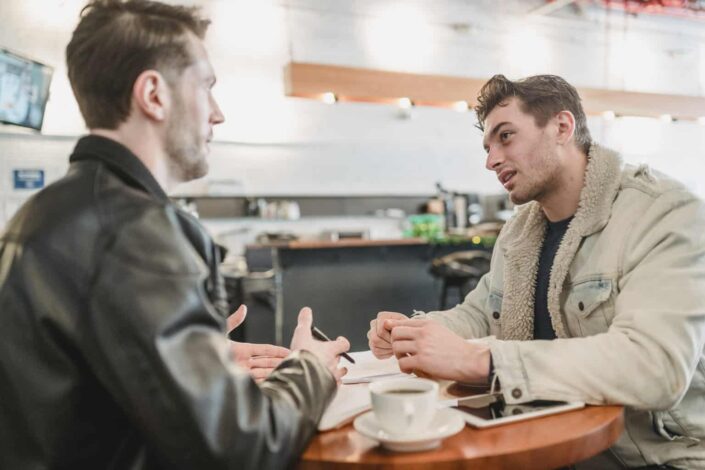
452,101 -> 470,112
698,117 -> 705,126
659,114 -> 673,123
321,92 -> 337,104
398,97 -> 413,109
602,110 -> 616,120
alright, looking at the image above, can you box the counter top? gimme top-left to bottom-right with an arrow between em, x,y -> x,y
247,238 -> 428,250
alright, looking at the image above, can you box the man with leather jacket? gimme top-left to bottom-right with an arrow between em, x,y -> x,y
0,1 -> 350,468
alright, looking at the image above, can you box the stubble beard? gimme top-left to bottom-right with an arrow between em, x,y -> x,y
509,140 -> 559,206
165,95 -> 208,184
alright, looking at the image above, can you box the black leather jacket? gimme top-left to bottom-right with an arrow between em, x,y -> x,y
0,135 -> 336,469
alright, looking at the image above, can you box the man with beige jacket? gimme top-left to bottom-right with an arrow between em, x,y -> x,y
368,74 -> 705,469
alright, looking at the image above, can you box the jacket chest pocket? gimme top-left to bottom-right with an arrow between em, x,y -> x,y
487,292 -> 503,338
563,279 -> 614,337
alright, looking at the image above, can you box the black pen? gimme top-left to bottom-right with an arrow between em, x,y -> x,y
311,325 -> 356,364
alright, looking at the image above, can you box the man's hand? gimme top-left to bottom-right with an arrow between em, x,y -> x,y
290,307 -> 350,384
227,305 -> 290,382
367,311 -> 408,358
388,318 -> 491,383
230,342 -> 290,382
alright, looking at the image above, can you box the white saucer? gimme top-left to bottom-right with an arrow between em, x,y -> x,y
353,408 -> 465,452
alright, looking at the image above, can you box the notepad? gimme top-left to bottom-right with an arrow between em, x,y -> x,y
318,351 -> 409,431
318,350 -> 492,431
318,382 -> 371,431
340,350 -> 407,384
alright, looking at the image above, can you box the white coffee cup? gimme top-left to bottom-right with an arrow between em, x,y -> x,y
369,378 -> 439,436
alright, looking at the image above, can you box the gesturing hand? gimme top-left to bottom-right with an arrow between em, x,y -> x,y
227,305 -> 291,382
388,318 -> 491,383
230,342 -> 291,382
290,307 -> 351,384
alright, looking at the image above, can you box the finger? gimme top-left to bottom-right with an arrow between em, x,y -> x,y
296,307 -> 313,332
334,366 -> 348,384
368,325 -> 392,348
250,368 -> 274,381
376,317 -> 392,343
331,336 -> 351,354
369,319 -> 378,340
369,336 -> 393,359
372,349 -> 394,359
390,326 -> 421,341
397,355 -> 418,374
249,357 -> 284,369
227,304 -> 247,332
248,343 -> 290,358
369,339 -> 393,351
377,320 -> 392,342
369,337 -> 393,353
391,339 -> 416,357
388,318 -> 426,329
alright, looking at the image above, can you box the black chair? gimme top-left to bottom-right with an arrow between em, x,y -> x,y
430,250 -> 492,310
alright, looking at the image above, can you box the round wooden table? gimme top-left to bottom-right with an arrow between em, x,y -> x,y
299,405 -> 623,469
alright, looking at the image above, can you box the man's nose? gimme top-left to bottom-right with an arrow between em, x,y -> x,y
211,97 -> 225,125
485,146 -> 502,171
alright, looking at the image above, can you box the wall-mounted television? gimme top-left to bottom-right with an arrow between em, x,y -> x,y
0,48 -> 53,131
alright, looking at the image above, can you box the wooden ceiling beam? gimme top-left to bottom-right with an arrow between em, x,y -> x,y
284,62 -> 705,121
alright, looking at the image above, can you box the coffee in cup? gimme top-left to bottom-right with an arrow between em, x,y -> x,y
369,378 -> 438,436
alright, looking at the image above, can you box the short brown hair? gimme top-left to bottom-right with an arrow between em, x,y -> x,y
66,0 -> 210,129
475,74 -> 592,155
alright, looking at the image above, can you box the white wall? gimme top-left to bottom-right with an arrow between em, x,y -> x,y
1,0 -> 704,226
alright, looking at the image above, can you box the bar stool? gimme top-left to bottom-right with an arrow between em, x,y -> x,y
430,250 -> 491,310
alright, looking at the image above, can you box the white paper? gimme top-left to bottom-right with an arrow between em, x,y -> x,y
341,350 -> 407,384
318,383 -> 371,431
318,351 -> 409,431
318,351 -> 490,431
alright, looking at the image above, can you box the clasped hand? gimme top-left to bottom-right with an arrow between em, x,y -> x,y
368,311 -> 491,383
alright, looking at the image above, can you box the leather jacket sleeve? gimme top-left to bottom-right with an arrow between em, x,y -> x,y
80,206 -> 336,469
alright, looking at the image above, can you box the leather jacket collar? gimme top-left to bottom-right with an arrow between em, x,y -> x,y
69,134 -> 169,204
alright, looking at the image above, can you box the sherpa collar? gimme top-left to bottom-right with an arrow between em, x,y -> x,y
497,144 -> 623,340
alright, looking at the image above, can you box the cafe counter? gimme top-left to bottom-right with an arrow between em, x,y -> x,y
241,238 -> 489,349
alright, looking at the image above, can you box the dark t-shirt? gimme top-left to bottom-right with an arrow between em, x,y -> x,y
533,216 -> 573,340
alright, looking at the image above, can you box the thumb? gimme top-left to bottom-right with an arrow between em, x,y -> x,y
297,306 -> 313,331
334,335 -> 351,353
227,304 -> 247,332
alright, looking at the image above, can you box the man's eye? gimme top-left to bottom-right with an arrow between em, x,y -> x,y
500,131 -> 512,142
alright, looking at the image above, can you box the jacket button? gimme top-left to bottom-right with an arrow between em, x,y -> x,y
512,388 -> 522,399
492,311 -> 500,320
578,301 -> 585,311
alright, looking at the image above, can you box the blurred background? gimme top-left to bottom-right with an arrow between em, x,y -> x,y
1,0 -> 704,347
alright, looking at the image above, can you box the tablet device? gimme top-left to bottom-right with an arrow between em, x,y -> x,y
453,393 -> 584,428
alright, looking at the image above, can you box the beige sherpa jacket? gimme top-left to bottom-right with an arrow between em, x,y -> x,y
426,144 -> 705,469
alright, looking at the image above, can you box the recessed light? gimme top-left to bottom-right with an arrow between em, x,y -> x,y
453,101 -> 469,112
398,97 -> 413,109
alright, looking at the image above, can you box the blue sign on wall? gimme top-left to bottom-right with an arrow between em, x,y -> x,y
13,169 -> 45,190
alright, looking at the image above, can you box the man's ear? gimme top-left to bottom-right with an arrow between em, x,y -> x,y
131,70 -> 169,122
555,110 -> 576,145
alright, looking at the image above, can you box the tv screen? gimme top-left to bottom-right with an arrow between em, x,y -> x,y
0,48 -> 53,131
